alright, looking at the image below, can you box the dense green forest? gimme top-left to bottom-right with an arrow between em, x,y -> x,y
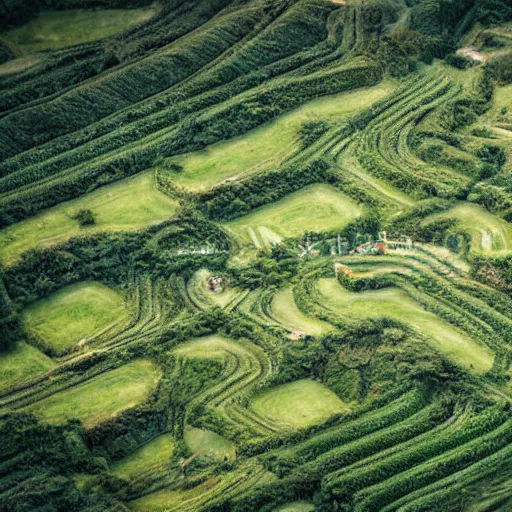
1,0 -> 512,511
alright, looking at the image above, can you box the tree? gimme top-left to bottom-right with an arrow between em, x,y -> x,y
0,272 -> 21,352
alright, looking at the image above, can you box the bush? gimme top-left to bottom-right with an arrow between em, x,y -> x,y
476,144 -> 507,169
489,53 -> 512,85
72,209 -> 96,227
445,53 -> 473,70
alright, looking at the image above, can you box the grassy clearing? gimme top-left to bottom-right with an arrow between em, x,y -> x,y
435,61 -> 481,91
224,184 -> 363,261
0,8 -> 156,52
21,281 -> 129,355
0,171 -> 179,264
187,269 -> 242,309
316,278 -> 494,373
161,81 -> 396,192
484,83 -> 512,162
112,434 -> 175,481
0,55 -> 40,75
494,83 -> 512,114
131,477 -> 222,512
26,360 -> 161,428
274,503 -> 315,512
251,379 -> 349,429
173,335 -> 241,360
271,288 -> 332,336
184,426 -> 236,461
422,203 -> 512,255
0,342 -> 55,394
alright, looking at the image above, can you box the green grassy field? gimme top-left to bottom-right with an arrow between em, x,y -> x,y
0,8 -> 156,52
26,360 -> 161,428
187,269 -> 243,309
112,434 -> 175,481
271,288 -> 332,336
251,379 -> 349,429
494,83 -> 512,114
184,426 -> 236,461
173,335 -> 241,360
0,171 -> 179,264
161,81 -> 396,192
422,203 -> 512,255
130,477 -> 223,512
224,184 -> 364,261
0,342 -> 56,394
21,281 -> 129,355
0,55 -> 40,76
316,278 -> 494,373
274,503 -> 315,512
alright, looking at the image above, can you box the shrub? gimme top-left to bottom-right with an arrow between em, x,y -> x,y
72,209 -> 96,227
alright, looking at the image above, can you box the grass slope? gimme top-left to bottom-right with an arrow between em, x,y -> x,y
0,55 -> 40,75
184,426 -> 236,461
0,171 -> 179,264
163,82 -> 396,192
316,278 -> 494,373
131,477 -> 223,512
26,360 -> 161,428
251,379 -> 349,429
422,203 -> 512,255
112,433 -> 175,481
271,288 -> 332,336
0,8 -> 156,52
224,184 -> 363,260
21,281 -> 129,355
187,269 -> 242,309
173,335 -> 240,360
0,342 -> 55,394
274,503 -> 315,512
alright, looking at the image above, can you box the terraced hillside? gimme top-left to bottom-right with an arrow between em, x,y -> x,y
1,0 -> 512,511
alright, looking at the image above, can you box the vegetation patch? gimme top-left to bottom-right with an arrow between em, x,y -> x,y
316,278 -> 494,373
0,8 -> 156,52
112,433 -> 174,481
187,269 -> 243,310
271,288 -> 332,336
173,335 -> 240,360
422,203 -> 512,255
274,503 -> 315,512
0,171 -> 179,264
0,54 -> 40,75
224,184 -> 363,260
26,359 -> 161,428
130,476 -> 224,512
163,82 -> 396,192
0,342 -> 55,394
184,426 -> 236,461
21,281 -> 129,355
251,379 -> 349,430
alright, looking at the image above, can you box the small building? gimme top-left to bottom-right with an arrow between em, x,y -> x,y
354,240 -> 387,256
207,275 -> 223,291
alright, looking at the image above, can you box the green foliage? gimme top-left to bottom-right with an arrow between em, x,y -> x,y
489,52 -> 512,85
2,1 -> 512,510
0,41 -> 14,64
72,208 -> 96,227
445,53 -> 474,70
475,143 -> 508,169
0,412 -> 122,511
299,121 -> 330,150
233,246 -> 299,290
